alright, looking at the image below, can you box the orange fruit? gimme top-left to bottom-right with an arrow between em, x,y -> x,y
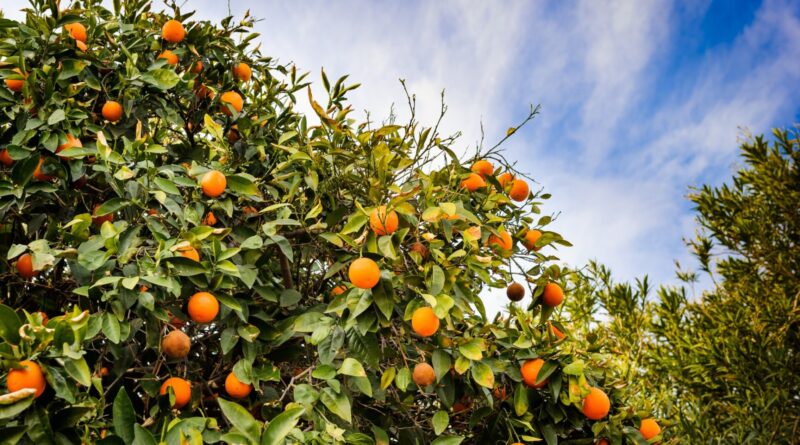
596,440 -> 610,445
369,206 -> 399,235
201,170 -> 227,198
220,91 -> 243,115
0,149 -> 13,167
191,60 -> 203,73
492,385 -> 507,401
506,282 -> 525,301
460,172 -> 486,192
64,22 -> 87,42
348,258 -> 381,289
523,229 -> 542,250
187,291 -> 219,323
146,208 -> 159,216
582,387 -> 610,420
97,366 -> 109,377
521,358 -> 548,389
233,62 -> 252,82
161,19 -> 185,43
160,377 -> 191,408
195,83 -> 211,99
487,228 -> 513,251
167,311 -> 186,329
470,160 -> 493,178
6,360 -> 46,398
76,40 -> 88,52
411,307 -> 440,337
178,246 -> 200,262
17,253 -> 37,279
498,172 -> 514,188
158,50 -> 179,65
640,418 -> 661,440
541,283 -> 564,307
102,101 -> 123,122
508,178 -> 529,201
412,363 -> 436,386
203,211 -> 217,226
36,311 -> 48,324
56,134 -> 82,159
5,69 -> 26,93
331,284 -> 347,297
225,372 -> 253,399
409,241 -> 429,260
92,203 -> 114,226
33,156 -> 55,181
161,330 -> 191,359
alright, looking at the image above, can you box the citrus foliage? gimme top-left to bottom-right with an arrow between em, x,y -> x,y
0,1 -> 648,443
564,129 -> 800,444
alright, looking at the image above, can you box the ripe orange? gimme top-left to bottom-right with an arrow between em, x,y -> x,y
92,203 -> 114,226
233,62 -> 252,82
0,149 -> 13,167
225,372 -> 253,399
160,377 -> 191,408
162,330 -> 191,359
508,178 -> 530,201
178,246 -> 200,262
582,387 -> 610,420
523,229 -> 542,250
187,291 -> 219,323
498,172 -> 514,188
541,283 -> 564,307
102,101 -> 123,122
412,363 -> 436,387
56,134 -> 82,159
191,60 -> 203,73
220,91 -> 243,115
161,19 -> 185,43
33,156 -> 55,181
201,170 -> 227,198
487,228 -> 513,251
460,172 -> 486,192
203,211 -> 217,226
76,40 -> 88,52
369,206 -> 399,235
5,69 -> 26,92
6,360 -> 46,398
64,22 -> 87,42
640,418 -> 661,440
409,241 -> 429,260
411,307 -> 440,337
331,284 -> 348,297
521,358 -> 548,389
348,257 -> 381,289
470,159 -> 493,178
195,83 -> 211,99
17,253 -> 37,279
506,282 -> 525,301
158,50 -> 179,65
596,440 -> 610,445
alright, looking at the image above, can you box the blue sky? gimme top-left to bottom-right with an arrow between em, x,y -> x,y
2,0 -> 798,314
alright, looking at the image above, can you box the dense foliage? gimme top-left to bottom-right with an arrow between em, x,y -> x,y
565,129 -> 800,444
0,1 -> 657,444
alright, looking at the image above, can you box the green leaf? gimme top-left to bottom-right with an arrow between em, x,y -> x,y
561,359 -> 583,376
154,177 -> 180,195
0,393 -> 34,420
339,358 -> 366,377
470,361 -> 495,388
0,304 -> 21,344
380,367 -> 396,389
431,436 -> 463,445
94,198 -> 128,216
320,387 -> 352,423
514,383 -> 529,416
218,398 -> 262,443
113,388 -> 135,444
458,339 -> 483,361
261,406 -> 304,445
432,350 -> 451,383
132,424 -> 157,445
63,357 -> 92,387
57,59 -> 86,80
432,410 -> 449,435
227,174 -> 260,196
141,68 -> 180,90
395,367 -> 411,392
164,256 -> 208,276
341,213 -> 368,235
47,110 -> 65,125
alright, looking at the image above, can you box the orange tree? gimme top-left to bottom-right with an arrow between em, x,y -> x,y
0,1 -> 651,444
